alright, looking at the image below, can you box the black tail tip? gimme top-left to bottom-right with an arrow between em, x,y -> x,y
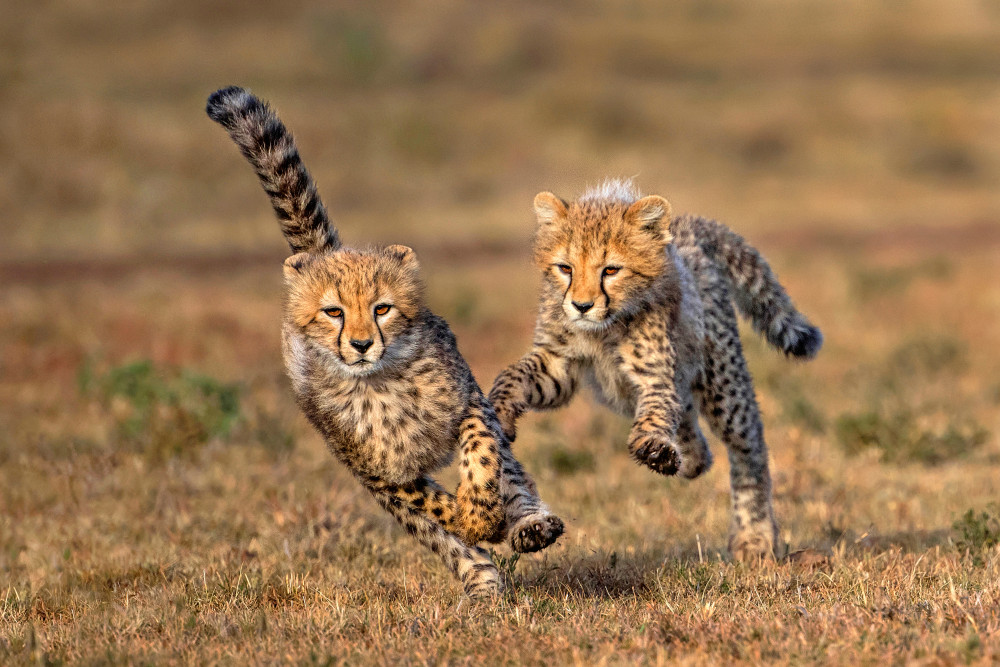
205,86 -> 255,126
785,325 -> 823,359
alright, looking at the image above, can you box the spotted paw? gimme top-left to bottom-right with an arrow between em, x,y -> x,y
508,513 -> 565,553
629,433 -> 681,476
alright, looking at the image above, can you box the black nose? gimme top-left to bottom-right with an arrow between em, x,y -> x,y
350,338 -> 374,353
572,301 -> 594,314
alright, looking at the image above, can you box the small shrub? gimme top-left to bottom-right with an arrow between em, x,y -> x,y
835,409 -> 988,465
953,505 -> 1000,564
82,359 -> 242,461
491,551 -> 521,581
903,142 -> 981,181
835,335 -> 987,465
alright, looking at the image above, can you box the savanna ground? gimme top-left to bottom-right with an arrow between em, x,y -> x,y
3,1 -> 1000,664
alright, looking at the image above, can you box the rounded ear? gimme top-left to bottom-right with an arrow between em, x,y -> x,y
283,252 -> 313,281
624,195 -> 673,242
385,244 -> 420,272
533,192 -> 569,228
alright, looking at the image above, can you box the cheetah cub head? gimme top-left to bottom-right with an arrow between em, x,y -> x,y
282,245 -> 424,377
532,189 -> 673,331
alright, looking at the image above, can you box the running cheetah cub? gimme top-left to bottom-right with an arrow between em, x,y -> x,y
207,87 -> 563,598
489,180 -> 822,560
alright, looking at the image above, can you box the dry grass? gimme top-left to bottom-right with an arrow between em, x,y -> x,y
3,0 -> 1000,664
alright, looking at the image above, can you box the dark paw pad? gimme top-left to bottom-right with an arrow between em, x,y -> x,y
630,437 -> 681,476
509,514 -> 565,553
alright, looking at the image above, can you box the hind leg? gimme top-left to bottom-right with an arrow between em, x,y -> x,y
676,397 -> 713,479
698,296 -> 779,561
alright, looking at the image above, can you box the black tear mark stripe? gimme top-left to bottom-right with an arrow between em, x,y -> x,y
599,275 -> 611,309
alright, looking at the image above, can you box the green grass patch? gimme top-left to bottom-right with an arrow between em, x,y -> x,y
79,359 -> 241,461
953,504 -> 1000,565
835,409 -> 988,465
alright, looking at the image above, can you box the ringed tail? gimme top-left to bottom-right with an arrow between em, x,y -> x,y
206,86 -> 341,254
674,214 -> 823,359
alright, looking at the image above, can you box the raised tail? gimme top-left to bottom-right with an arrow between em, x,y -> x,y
673,214 -> 823,359
206,86 -> 341,254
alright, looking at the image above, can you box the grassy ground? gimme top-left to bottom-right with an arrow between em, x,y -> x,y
2,1 -> 1000,664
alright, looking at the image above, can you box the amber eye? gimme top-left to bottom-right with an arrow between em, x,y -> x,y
374,304 -> 391,316
556,264 -> 572,275
602,266 -> 621,277
323,307 -> 343,318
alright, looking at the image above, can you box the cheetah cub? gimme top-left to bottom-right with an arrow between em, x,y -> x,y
206,87 -> 563,598
489,180 -> 822,561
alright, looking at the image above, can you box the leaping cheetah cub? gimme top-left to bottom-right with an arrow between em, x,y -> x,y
489,180 -> 822,561
206,87 -> 563,598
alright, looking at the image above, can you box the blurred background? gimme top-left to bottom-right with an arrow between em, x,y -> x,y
5,0 -> 1000,259
2,1 -> 1000,658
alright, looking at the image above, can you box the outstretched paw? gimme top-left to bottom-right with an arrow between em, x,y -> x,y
509,513 -> 565,553
629,433 -> 681,476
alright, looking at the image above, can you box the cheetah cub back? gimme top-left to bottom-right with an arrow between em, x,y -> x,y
490,179 -> 822,561
207,87 -> 563,598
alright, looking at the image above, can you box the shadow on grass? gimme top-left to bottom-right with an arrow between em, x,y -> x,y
822,526 -> 953,556
851,528 -> 954,554
513,549 -> 653,599
516,545 -> 720,600
513,526 -> 958,600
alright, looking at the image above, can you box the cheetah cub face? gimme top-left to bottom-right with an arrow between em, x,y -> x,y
532,191 -> 674,331
283,245 -> 423,377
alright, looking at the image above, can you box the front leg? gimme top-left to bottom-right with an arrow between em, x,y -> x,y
623,336 -> 685,477
454,395 -> 506,544
488,346 -> 577,441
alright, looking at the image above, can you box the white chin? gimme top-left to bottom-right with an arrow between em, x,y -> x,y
339,359 -> 382,377
569,317 -> 610,331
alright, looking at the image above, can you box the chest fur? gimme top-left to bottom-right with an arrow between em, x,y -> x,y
566,307 -> 703,418
321,373 -> 465,482
571,334 -> 638,416
285,330 -> 467,483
